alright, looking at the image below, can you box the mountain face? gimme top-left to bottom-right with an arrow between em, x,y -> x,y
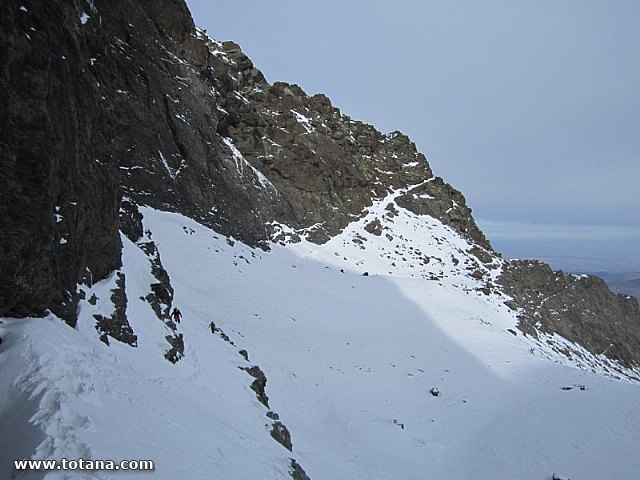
4,0 -> 638,369
0,0 -> 482,366
2,0 -> 639,367
2,206 -> 638,480
2,1 -> 640,478
500,261 -> 640,368
1,0 -> 485,317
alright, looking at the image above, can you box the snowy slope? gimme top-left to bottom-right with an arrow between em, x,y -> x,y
2,200 -> 640,480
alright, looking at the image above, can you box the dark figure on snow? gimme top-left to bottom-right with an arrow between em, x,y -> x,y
208,321 -> 216,334
172,308 -> 182,324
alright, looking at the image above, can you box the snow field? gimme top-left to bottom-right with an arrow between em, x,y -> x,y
1,202 -> 639,479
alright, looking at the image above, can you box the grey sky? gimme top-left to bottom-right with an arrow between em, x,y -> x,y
185,0 -> 640,271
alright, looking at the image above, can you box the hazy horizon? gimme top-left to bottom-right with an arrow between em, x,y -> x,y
479,220 -> 640,273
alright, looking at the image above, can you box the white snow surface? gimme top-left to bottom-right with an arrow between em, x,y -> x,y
291,110 -> 315,134
2,201 -> 640,480
157,150 -> 175,179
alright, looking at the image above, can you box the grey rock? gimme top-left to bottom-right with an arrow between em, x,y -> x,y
270,421 -> 292,451
499,260 -> 640,368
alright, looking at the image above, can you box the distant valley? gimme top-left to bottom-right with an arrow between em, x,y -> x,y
596,272 -> 640,299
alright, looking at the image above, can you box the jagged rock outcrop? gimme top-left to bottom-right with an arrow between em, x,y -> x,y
93,271 -> 137,346
269,417 -> 293,452
289,459 -> 312,480
244,365 -> 270,408
193,40 -> 489,246
164,332 -> 184,364
499,260 -> 640,368
121,200 -> 180,357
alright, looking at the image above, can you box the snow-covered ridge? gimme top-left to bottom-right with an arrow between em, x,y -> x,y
2,206 -> 639,479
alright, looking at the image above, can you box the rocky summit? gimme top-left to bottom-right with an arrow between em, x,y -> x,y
1,0 -> 639,371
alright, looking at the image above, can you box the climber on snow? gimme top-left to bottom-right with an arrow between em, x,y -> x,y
208,321 -> 216,334
172,307 -> 182,324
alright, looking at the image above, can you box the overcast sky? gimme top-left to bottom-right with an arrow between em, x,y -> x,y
186,0 -> 640,272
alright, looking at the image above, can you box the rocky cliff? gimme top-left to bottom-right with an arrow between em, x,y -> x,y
500,260 -> 640,369
1,0 -> 638,369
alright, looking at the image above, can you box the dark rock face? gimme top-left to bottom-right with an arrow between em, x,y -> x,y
93,271 -> 137,346
119,199 -> 144,244
499,260 -> 640,368
0,0 -> 122,322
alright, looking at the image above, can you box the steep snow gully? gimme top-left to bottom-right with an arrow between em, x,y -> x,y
2,204 -> 639,480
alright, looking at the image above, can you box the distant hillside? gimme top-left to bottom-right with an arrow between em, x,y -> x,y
597,273 -> 640,299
